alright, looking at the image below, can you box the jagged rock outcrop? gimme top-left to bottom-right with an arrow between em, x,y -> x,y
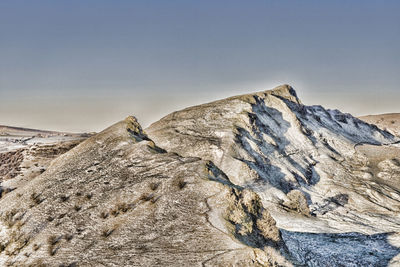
0,117 -> 290,266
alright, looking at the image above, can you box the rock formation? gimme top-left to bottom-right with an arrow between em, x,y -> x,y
0,85 -> 399,266
147,85 -> 400,266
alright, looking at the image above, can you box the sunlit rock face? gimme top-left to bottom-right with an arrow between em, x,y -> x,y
147,85 -> 400,266
1,85 -> 400,266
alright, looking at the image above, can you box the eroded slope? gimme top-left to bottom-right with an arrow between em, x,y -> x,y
147,85 -> 400,266
0,117 -> 289,267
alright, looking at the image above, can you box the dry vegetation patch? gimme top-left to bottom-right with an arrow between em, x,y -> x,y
0,149 -> 24,180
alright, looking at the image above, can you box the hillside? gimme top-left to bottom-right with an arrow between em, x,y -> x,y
0,116 -> 290,266
0,85 -> 400,266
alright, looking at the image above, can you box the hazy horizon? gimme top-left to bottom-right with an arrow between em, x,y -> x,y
1,1 -> 399,132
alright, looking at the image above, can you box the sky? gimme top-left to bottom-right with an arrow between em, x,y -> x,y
0,0 -> 399,132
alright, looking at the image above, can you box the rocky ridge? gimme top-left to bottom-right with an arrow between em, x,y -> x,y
147,85 -> 400,266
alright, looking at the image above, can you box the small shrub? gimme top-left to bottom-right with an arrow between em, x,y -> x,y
110,208 -> 119,217
73,205 -> 82,212
47,235 -> 59,246
30,192 -> 43,206
32,243 -> 41,251
139,193 -> 153,202
14,235 -> 31,252
99,211 -> 108,219
64,234 -> 73,242
14,219 -> 25,230
151,196 -> 160,204
3,209 -> 18,228
59,195 -> 69,202
48,246 -> 58,256
101,228 -> 114,238
47,235 -> 61,255
86,193 -> 93,200
149,182 -> 159,191
117,202 -> 129,213
175,178 -> 187,189
109,202 -> 130,217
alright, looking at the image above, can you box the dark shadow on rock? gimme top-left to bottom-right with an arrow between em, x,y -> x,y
281,230 -> 400,267
310,193 -> 349,216
234,96 -> 320,194
278,96 -> 396,145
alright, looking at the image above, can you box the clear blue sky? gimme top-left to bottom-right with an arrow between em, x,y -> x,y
1,0 -> 399,132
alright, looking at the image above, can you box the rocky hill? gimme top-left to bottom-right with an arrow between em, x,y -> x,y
0,85 -> 400,266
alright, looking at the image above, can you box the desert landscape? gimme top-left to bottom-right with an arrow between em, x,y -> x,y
2,0 -> 399,265
0,85 -> 399,266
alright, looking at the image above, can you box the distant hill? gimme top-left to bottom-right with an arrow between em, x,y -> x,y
0,126 -> 91,194
0,125 -> 88,137
359,113 -> 400,137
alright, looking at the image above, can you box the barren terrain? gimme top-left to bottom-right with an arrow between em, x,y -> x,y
360,113 -> 400,137
0,85 -> 399,266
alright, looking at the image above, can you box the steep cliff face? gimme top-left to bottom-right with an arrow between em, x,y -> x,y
0,117 -> 290,266
147,85 -> 400,266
